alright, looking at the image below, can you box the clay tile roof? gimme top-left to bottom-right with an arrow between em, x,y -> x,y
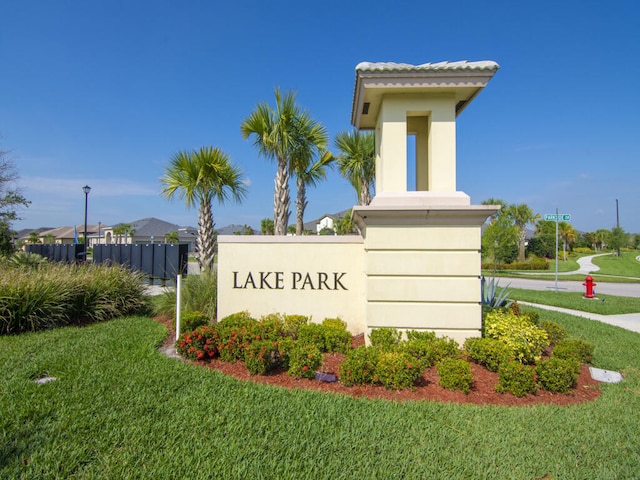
355,60 -> 500,73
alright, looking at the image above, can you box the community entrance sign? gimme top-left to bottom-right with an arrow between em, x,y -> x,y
217,60 -> 500,344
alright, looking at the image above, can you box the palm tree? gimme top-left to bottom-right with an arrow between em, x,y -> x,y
558,221 -> 576,261
290,114 -> 332,235
507,203 -> 540,262
334,129 -> 375,206
165,230 -> 180,244
161,146 -> 247,271
260,218 -> 274,235
241,88 -> 302,235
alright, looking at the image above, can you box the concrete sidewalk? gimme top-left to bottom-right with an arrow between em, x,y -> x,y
520,301 -> 640,334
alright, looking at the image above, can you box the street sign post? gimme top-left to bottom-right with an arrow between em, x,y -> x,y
544,214 -> 571,221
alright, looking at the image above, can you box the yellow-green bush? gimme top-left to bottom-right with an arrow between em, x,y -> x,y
484,310 -> 549,364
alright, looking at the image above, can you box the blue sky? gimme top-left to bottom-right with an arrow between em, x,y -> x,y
2,0 -> 639,234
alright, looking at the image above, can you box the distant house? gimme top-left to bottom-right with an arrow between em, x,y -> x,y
96,217 -> 198,251
17,225 -> 101,245
302,209 -> 352,235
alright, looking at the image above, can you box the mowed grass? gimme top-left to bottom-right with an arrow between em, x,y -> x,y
592,251 -> 640,277
2,314 -> 640,479
510,288 -> 640,315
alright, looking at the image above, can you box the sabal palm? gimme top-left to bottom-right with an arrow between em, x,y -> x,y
161,146 -> 246,270
508,203 -> 540,262
558,221 -> 576,261
334,129 -> 375,206
290,114 -> 332,235
241,88 -> 301,235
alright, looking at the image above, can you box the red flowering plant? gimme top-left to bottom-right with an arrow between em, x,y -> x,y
176,325 -> 219,361
287,343 -> 322,379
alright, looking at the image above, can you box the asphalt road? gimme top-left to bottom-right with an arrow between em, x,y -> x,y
499,277 -> 640,298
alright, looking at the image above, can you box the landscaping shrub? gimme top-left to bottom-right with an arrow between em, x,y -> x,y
553,339 -> 594,363
495,361 -> 537,397
297,323 -> 327,351
519,310 -> 540,325
402,336 -> 459,368
374,352 -> 422,390
176,325 -> 219,361
436,358 -> 473,394
536,357 -> 580,393
573,247 -> 593,254
282,314 -> 310,339
339,346 -> 379,386
464,337 -> 512,372
0,262 -> 148,334
276,337 -> 296,370
258,314 -> 285,341
244,340 -> 281,375
541,320 -> 568,345
484,310 -> 549,363
180,311 -> 210,334
287,343 -> 322,379
406,330 -> 437,342
369,328 -> 402,352
216,312 -> 261,362
321,318 -> 351,353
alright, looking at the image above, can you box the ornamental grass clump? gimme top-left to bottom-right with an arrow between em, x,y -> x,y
536,357 -> 580,393
436,357 -> 473,394
339,346 -> 379,386
484,310 -> 549,364
374,352 -> 422,390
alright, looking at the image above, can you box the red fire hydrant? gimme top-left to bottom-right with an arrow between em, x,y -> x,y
583,275 -> 596,299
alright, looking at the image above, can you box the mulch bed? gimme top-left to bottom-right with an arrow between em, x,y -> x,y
156,316 -> 602,406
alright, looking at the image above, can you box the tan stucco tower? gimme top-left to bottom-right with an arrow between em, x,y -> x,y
351,61 -> 500,343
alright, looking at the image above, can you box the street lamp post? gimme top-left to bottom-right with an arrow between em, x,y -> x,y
83,185 -> 91,261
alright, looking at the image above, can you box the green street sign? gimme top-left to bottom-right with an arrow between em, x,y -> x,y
544,214 -> 571,221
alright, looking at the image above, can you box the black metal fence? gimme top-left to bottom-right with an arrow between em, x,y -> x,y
26,244 -> 85,263
93,243 -> 189,280
27,243 -> 189,281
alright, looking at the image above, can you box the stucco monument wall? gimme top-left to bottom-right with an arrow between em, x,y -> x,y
216,236 -> 366,333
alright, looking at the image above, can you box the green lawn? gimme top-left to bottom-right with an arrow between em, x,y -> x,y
509,288 -> 640,315
2,314 -> 640,479
592,251 -> 640,277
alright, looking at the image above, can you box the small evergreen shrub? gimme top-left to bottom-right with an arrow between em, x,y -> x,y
541,320 -> 568,345
258,314 -> 285,341
369,328 -> 402,352
464,337 -> 512,372
339,346 -> 379,386
402,336 -> 459,368
436,358 -> 473,394
496,361 -> 537,397
244,340 -> 281,375
573,247 -> 592,254
276,337 -> 296,370
287,343 -> 322,379
179,311 -> 209,334
519,310 -> 540,326
374,352 -> 422,390
553,339 -> 594,363
405,330 -> 437,342
485,310 -> 549,363
176,325 -> 218,361
536,357 -> 580,393
297,323 -> 327,351
216,313 -> 261,362
282,314 -> 310,339
321,318 -> 352,353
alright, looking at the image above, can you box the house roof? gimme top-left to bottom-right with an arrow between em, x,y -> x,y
112,217 -> 197,237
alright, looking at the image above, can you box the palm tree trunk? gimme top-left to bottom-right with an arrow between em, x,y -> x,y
296,176 -> 307,236
517,226 -> 527,262
274,156 -> 290,235
360,178 -> 371,205
198,200 -> 216,270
